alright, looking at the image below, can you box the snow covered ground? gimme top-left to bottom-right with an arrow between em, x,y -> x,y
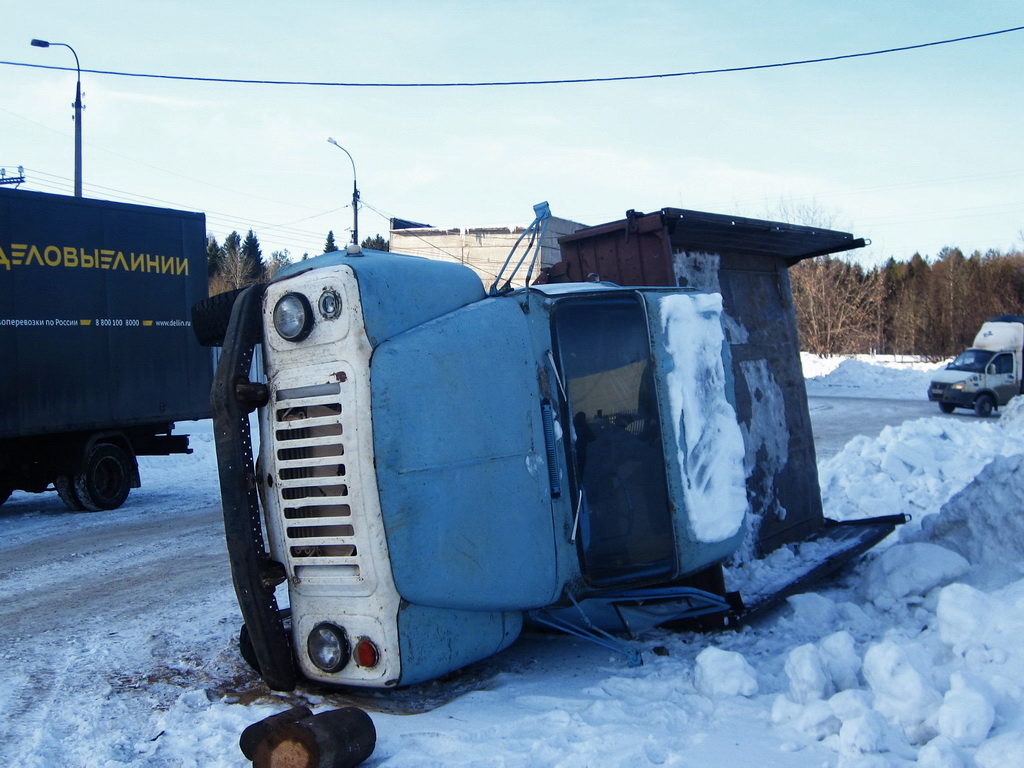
3,355 -> 1023,767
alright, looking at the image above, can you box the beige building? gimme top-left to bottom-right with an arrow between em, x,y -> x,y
389,215 -> 586,290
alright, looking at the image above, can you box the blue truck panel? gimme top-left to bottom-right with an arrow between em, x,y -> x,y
372,297 -> 567,611
0,188 -> 211,438
396,603 -> 522,686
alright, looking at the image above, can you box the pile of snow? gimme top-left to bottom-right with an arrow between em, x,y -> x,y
762,400 -> 1024,768
818,404 -> 1024,532
802,353 -> 946,399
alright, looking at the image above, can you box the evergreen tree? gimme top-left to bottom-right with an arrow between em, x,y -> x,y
360,234 -> 389,251
241,229 -> 263,279
206,234 -> 224,278
224,231 -> 242,261
324,231 -> 339,253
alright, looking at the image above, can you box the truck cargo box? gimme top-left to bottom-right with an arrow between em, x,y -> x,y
0,188 -> 212,439
540,208 -> 866,553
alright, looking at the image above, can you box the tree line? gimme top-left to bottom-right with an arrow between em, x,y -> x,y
207,229 -> 389,295
790,247 -> 1024,358
206,226 -> 1023,360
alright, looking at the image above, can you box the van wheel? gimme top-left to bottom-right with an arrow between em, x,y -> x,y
974,394 -> 995,418
74,443 -> 133,511
938,402 -> 956,414
55,474 -> 87,511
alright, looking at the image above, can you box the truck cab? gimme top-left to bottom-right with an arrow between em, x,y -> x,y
929,317 -> 1024,416
214,246 -> 752,689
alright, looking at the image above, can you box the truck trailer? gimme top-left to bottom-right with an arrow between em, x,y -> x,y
0,188 -> 212,510
203,205 -> 902,692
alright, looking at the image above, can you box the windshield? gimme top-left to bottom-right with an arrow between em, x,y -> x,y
948,349 -> 994,373
554,296 -> 674,586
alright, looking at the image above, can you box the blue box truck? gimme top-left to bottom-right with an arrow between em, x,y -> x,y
0,188 -> 212,510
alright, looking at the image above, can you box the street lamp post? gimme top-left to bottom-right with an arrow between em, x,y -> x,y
31,38 -> 82,198
326,138 -> 359,246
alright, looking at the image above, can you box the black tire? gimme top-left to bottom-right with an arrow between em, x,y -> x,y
974,394 -> 995,418
938,402 -> 956,414
73,443 -> 133,511
54,474 -> 87,511
191,287 -> 249,347
238,624 -> 262,674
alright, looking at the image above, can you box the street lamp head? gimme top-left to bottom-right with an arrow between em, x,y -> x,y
31,39 -> 51,48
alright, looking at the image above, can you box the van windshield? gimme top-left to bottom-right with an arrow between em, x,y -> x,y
948,349 -> 994,373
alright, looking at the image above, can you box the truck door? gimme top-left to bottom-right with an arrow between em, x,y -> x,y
553,296 -> 675,587
990,353 -> 1018,404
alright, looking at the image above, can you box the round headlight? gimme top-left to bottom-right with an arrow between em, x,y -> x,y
273,293 -> 313,342
307,623 -> 350,673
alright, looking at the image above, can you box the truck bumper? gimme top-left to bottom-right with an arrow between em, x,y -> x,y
927,385 -> 974,408
211,283 -> 297,691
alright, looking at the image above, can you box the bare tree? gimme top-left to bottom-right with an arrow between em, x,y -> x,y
790,256 -> 882,356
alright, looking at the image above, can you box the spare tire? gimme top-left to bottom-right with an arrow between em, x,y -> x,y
191,287 -> 250,347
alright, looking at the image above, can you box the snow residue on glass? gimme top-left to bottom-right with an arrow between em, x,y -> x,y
660,292 -> 747,543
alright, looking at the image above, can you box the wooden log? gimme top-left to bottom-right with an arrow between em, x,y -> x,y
252,707 -> 376,768
240,706 -> 314,760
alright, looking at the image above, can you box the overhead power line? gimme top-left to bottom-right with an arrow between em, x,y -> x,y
2,26 -> 1022,88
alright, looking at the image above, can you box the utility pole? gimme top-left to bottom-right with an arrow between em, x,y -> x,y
31,39 -> 82,197
327,138 -> 359,245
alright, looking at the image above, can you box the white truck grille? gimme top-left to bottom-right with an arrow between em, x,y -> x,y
272,381 -> 360,579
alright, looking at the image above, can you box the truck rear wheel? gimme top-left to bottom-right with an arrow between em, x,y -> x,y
73,443 -> 133,511
55,474 -> 87,511
974,394 -> 995,418
938,402 -> 955,414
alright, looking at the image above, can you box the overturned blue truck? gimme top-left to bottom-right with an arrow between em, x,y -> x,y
200,205 -> 902,691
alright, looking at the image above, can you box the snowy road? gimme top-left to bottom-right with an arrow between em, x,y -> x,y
807,396 -> 959,459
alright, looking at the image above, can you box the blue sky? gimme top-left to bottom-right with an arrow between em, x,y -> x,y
3,1 -> 1022,266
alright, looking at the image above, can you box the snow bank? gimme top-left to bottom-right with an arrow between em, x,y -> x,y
766,401 -> 1024,767
818,408 -> 1024,532
802,353 -> 946,399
